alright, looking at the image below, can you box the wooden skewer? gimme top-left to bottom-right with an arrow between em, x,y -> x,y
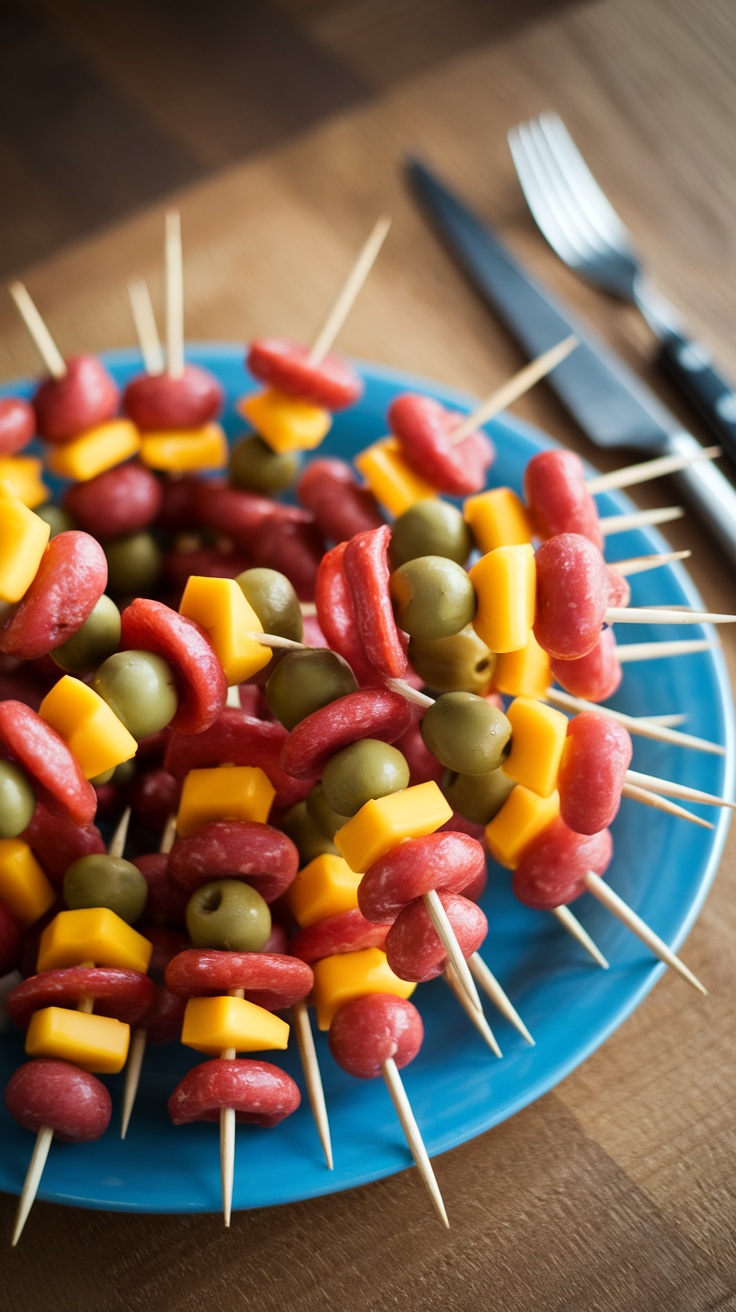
108,806 -> 131,860
467,953 -> 534,1045
220,987 -> 244,1228
308,215 -> 391,366
616,638 -> 718,662
599,506 -> 684,536
606,606 -> 736,626
613,550 -> 691,577
291,998 -> 333,1169
165,210 -> 185,379
626,769 -> 736,812
443,964 -> 502,1056
544,687 -> 724,756
244,631 -> 307,651
381,1056 -> 449,1228
587,446 -> 721,494
621,782 -> 714,829
581,871 -> 707,995
450,335 -> 578,445
639,713 -> 686,728
8,281 -> 66,378
424,888 -> 484,1017
551,906 -> 609,969
128,277 -> 165,375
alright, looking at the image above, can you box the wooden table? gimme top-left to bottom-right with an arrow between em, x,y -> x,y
2,1 -> 736,1307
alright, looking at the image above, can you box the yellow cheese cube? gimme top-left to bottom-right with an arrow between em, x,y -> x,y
0,457 -> 49,509
493,630 -> 552,700
179,575 -> 271,685
312,948 -> 416,1031
176,765 -> 275,837
484,786 -> 560,870
0,839 -> 55,929
354,437 -> 437,517
464,487 -> 534,553
0,495 -> 50,603
46,420 -> 141,482
239,389 -> 331,454
502,698 -> 569,798
181,995 -> 289,1056
287,854 -> 362,929
334,782 -> 452,874
469,543 -> 536,654
39,676 -> 138,779
140,423 -> 228,472
37,907 -> 152,973
25,1006 -> 130,1074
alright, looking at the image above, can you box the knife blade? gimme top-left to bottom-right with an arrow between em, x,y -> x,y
407,156 -> 736,565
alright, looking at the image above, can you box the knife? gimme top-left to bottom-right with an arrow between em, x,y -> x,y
406,156 -> 736,567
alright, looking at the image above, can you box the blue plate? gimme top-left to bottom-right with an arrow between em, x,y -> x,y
0,346 -> 733,1213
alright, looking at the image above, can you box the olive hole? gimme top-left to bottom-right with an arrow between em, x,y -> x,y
201,889 -> 222,914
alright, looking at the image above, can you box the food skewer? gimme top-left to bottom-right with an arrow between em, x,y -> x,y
380,1053 -> 449,1229
165,211 -> 185,379
308,215 -> 391,365
7,282 -> 66,378
449,335 -> 579,445
128,277 -> 165,376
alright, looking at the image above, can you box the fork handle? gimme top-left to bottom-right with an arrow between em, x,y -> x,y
657,330 -> 736,465
664,431 -> 736,567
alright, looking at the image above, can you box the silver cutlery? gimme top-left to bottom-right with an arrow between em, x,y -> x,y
508,112 -> 736,464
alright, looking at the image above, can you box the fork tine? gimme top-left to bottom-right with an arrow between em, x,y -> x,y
523,118 -> 607,263
536,114 -> 633,252
508,123 -> 585,268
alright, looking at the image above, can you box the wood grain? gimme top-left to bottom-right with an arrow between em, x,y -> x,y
2,0 -> 736,1307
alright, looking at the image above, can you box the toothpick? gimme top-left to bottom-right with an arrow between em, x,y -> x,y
612,550 -> 691,577
621,781 -> 714,828
11,1125 -> 54,1247
120,1026 -> 148,1140
551,905 -> 609,969
599,506 -> 684,536
292,998 -> 333,1169
8,282 -> 66,378
220,987 -> 244,1227
616,638 -> 718,662
244,632 -> 308,651
165,211 -> 185,379
108,806 -> 131,860
450,335 -> 578,445
385,678 -> 434,709
128,277 -> 164,375
544,687 -> 724,756
606,606 -> 736,626
467,953 -> 534,1044
308,216 -> 391,366
626,769 -> 736,812
424,888 -> 483,1016
381,1057 -> 449,1228
582,871 -> 707,995
443,963 -> 502,1056
587,446 -> 721,494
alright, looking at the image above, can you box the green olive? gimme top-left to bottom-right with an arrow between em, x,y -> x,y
64,854 -> 148,924
322,739 -> 410,817
389,500 -> 472,569
266,648 -> 357,730
442,767 -> 515,825
280,802 -> 339,864
36,504 -> 76,538
390,556 -> 476,640
104,532 -> 162,596
52,595 -> 122,675
0,761 -> 36,839
305,784 -> 351,841
89,766 -> 116,786
92,650 -> 178,739
236,568 -> 303,643
186,879 -> 271,952
408,625 -> 496,695
420,692 -> 512,775
230,434 -> 300,495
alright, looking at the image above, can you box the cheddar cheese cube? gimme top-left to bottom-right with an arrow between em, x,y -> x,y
469,543 -> 536,654
26,1006 -> 130,1074
37,907 -> 152,973
354,437 -> 437,517
493,630 -> 551,700
140,423 -> 228,472
176,765 -> 275,836
334,782 -> 452,873
287,854 -> 363,929
0,839 -> 55,928
239,389 -> 331,454
502,698 -> 568,798
179,575 -> 271,685
484,786 -> 560,870
46,420 -> 141,482
0,493 -> 50,603
0,456 -> 49,508
181,995 -> 289,1056
464,487 -> 534,553
312,947 -> 416,1031
39,676 -> 138,779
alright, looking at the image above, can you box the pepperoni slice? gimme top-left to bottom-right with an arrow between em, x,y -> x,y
558,713 -> 633,835
63,462 -> 163,541
280,688 -> 415,780
523,449 -> 603,550
34,355 -> 119,445
165,949 -> 313,1011
534,534 -> 609,661
0,532 -> 108,660
358,831 -> 486,923
7,967 -> 155,1029
247,339 -> 363,411
168,1057 -> 301,1127
0,700 -> 96,827
120,598 -> 226,735
167,821 -> 299,903
133,852 -> 188,929
0,397 -> 35,455
289,909 -> 390,964
22,801 -> 104,887
550,629 -> 623,703
297,458 -> 384,543
385,891 -> 487,983
388,393 -> 494,496
314,542 -> 382,686
123,363 -> 223,430
164,708 -> 312,810
250,508 -> 324,602
512,819 -> 613,909
343,526 -> 408,679
329,994 -> 423,1080
5,1059 -> 112,1141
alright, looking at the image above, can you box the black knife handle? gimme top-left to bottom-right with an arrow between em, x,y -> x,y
657,331 -> 736,465
664,431 -> 736,567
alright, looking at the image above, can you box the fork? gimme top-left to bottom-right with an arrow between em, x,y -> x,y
508,111 -> 736,464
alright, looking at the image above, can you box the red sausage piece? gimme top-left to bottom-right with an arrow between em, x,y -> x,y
386,891 -> 487,983
534,534 -> 609,661
558,713 -> 633,835
512,819 -> 613,910
193,481 -> 276,548
141,983 -> 187,1045
358,831 -> 486,924
63,462 -> 163,541
250,508 -> 324,602
280,688 -> 415,780
289,909 -> 390,964
389,394 -> 494,496
123,363 -> 223,429
34,355 -> 119,444
549,628 -> 623,703
329,994 -> 423,1080
167,821 -> 299,903
133,853 -> 188,929
164,708 -> 312,810
168,1057 -> 301,1127
5,1059 -> 112,1141
247,339 -> 363,411
297,458 -> 384,543
0,701 -> 96,828
605,566 -> 631,610
0,397 -> 35,455
120,598 -> 226,735
0,532 -> 107,660
128,769 -> 182,839
7,967 -> 155,1029
165,949 -> 313,1011
523,449 -> 603,550
22,802 -> 104,888
314,542 -> 382,686
343,526 -> 408,679
0,898 -> 23,975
